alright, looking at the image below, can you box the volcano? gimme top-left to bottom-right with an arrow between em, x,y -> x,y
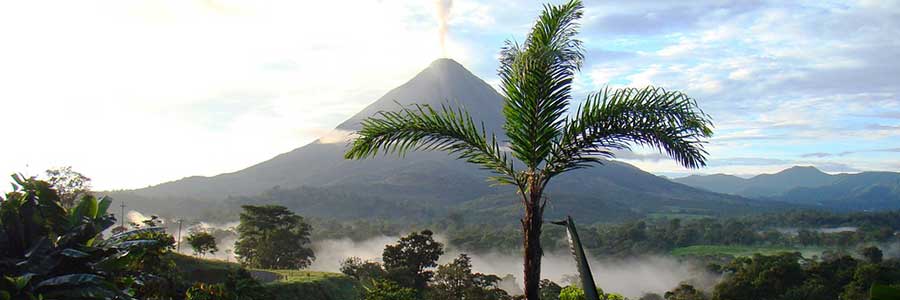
106,59 -> 783,223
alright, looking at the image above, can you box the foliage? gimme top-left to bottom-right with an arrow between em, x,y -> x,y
861,246 -> 883,264
0,175 -> 172,299
110,225 -> 181,299
383,230 -> 444,291
364,280 -> 418,300
222,268 -> 270,300
183,272 -> 269,300
430,254 -> 511,300
664,284 -> 707,300
605,294 -> 626,300
341,257 -> 387,283
589,212 -> 900,257
540,279 -> 563,300
45,166 -> 91,208
234,205 -> 314,269
185,282 -> 228,300
708,249 -> 900,300
186,231 -> 218,256
559,286 -> 585,300
639,293 -> 664,300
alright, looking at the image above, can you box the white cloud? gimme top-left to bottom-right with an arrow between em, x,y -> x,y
0,0 -> 478,190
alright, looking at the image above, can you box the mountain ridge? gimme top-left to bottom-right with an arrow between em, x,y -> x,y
673,166 -> 900,210
103,59 -> 793,222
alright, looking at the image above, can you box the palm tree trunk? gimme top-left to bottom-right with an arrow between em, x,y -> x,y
522,188 -> 543,300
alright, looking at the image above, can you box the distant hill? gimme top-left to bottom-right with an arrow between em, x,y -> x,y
104,59 -> 790,223
673,167 -> 900,210
674,166 -> 837,198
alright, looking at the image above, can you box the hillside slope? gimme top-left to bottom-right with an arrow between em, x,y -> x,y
104,59 -> 783,223
674,167 -> 900,211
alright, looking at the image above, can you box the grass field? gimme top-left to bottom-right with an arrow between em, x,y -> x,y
671,245 -> 825,258
172,253 -> 240,283
172,254 -> 360,300
262,270 -> 361,300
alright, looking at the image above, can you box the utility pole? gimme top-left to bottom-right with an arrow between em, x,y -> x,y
176,219 -> 184,253
119,201 -> 126,228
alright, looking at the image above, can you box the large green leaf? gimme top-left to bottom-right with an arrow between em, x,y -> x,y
96,196 -> 112,217
112,239 -> 160,249
60,248 -> 89,258
69,195 -> 98,225
102,227 -> 166,245
39,284 -> 120,300
34,274 -> 104,289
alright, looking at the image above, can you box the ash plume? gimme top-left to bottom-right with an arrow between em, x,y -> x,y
435,0 -> 453,57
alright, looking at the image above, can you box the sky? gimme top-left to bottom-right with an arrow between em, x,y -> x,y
1,0 -> 898,190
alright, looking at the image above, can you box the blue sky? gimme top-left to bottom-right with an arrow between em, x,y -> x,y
1,0 -> 898,189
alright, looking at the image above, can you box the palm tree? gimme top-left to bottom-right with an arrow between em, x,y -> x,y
344,1 -> 713,299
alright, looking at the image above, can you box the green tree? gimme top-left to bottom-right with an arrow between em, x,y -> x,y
343,1 -> 712,298
341,257 -> 387,283
430,254 -> 510,300
383,230 -> 444,291
712,253 -> 805,300
640,293 -> 664,300
860,246 -> 883,264
605,294 -> 626,300
540,279 -> 563,300
560,286 -> 585,300
665,284 -> 707,300
186,231 -> 219,256
364,280 -> 418,300
234,205 -> 314,269
44,166 -> 91,208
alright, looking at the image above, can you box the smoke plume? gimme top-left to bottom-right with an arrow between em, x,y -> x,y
435,0 -> 453,57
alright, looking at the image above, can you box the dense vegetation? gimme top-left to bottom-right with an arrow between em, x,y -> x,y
306,210 -> 900,260
0,175 -> 272,300
340,230 -> 513,300
709,250 -> 900,300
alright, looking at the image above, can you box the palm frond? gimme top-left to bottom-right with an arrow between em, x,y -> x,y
544,86 -> 713,179
498,0 -> 584,169
345,104 -> 520,187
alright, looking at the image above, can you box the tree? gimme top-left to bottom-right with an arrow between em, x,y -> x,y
539,280 -> 563,300
383,230 -> 444,291
712,253 -> 805,300
665,284 -> 707,300
559,286 -> 585,300
430,254 -> 511,300
343,0 -> 712,299
640,293 -> 664,300
364,280 -> 418,300
234,205 -> 314,269
860,246 -> 883,264
341,257 -> 387,283
44,166 -> 91,208
186,231 -> 219,256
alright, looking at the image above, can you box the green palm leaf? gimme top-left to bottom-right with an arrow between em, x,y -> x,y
545,86 -> 712,179
345,103 -> 519,186
498,0 -> 583,169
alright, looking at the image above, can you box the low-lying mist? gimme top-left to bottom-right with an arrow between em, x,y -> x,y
309,235 -> 719,298
121,210 -> 900,298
